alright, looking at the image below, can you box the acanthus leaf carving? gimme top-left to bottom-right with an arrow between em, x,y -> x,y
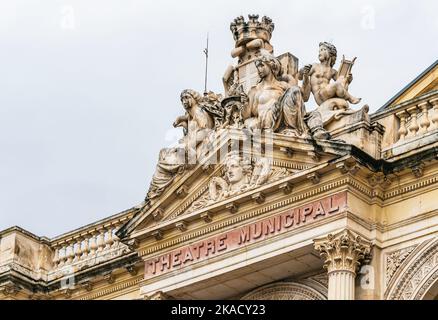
314,229 -> 372,275
385,245 -> 417,285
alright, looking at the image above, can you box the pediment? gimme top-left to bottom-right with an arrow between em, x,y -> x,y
118,130 -> 351,240
161,161 -> 298,223
379,60 -> 438,111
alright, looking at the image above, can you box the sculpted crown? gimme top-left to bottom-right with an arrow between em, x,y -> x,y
230,14 -> 274,47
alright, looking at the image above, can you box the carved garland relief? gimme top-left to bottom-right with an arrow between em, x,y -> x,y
185,153 -> 293,214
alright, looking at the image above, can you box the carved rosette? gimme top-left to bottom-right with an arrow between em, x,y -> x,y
314,230 -> 372,275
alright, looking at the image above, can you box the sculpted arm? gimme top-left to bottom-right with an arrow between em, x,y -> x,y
332,69 -> 338,81
242,87 -> 256,119
173,114 -> 189,130
222,65 -> 235,95
300,64 -> 312,102
346,73 -> 353,84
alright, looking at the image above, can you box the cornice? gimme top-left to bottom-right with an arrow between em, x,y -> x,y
118,134 -> 355,239
139,212 -> 351,286
77,275 -> 143,300
0,227 -> 50,244
383,173 -> 438,201
138,177 -> 352,257
137,168 -> 438,258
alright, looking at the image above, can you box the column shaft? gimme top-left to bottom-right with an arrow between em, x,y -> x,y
328,270 -> 355,300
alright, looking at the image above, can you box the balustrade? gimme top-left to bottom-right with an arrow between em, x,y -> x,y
395,96 -> 438,143
51,222 -> 127,270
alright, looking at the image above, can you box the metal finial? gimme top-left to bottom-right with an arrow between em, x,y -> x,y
203,33 -> 209,95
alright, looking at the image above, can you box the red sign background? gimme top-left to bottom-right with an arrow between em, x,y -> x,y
144,192 -> 347,279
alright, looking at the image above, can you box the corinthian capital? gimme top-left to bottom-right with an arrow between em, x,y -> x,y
314,230 -> 372,275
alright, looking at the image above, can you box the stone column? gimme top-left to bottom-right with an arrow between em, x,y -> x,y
314,229 -> 372,300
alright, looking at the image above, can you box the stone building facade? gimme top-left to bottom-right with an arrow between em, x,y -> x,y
1,15 -> 438,300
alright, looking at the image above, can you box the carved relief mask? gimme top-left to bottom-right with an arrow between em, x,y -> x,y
232,110 -> 241,125
225,158 -> 244,184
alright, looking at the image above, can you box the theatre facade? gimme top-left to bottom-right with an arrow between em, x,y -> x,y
1,15 -> 438,300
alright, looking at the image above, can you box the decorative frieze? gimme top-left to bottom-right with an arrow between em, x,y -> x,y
78,276 -> 142,300
144,193 -> 347,279
280,147 -> 294,158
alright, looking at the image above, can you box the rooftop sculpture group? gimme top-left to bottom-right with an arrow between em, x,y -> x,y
146,15 -> 367,202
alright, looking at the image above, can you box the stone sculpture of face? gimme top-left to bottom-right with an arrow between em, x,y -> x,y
318,45 -> 330,63
255,60 -> 271,79
232,110 -> 241,125
225,158 -> 244,184
181,93 -> 195,111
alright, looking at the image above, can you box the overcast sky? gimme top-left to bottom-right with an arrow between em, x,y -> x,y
0,1 -> 437,238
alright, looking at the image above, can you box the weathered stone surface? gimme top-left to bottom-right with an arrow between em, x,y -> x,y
2,14 -> 438,301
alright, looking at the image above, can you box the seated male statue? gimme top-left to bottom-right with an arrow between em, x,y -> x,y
301,42 -> 361,106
